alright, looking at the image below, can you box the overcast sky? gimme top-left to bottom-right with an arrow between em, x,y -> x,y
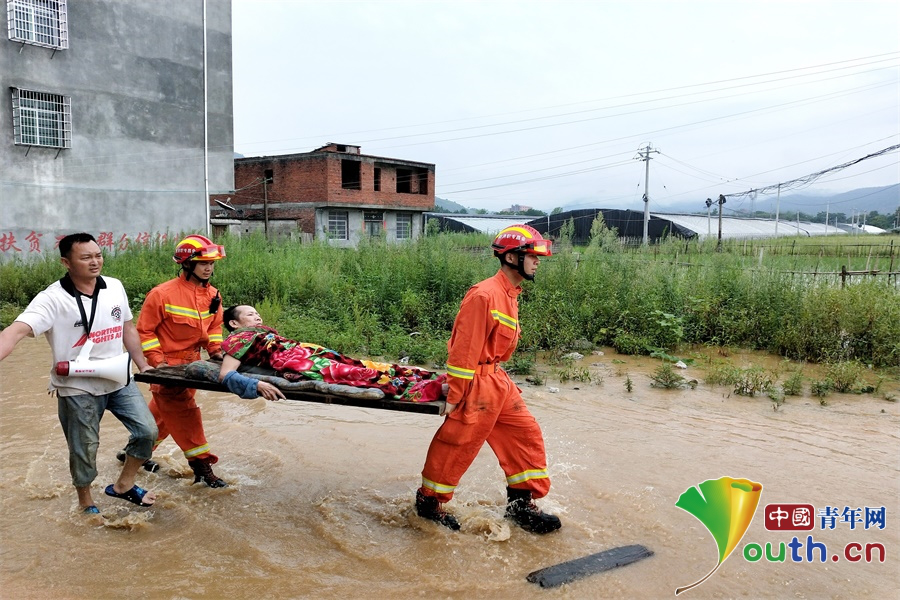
231,0 -> 899,214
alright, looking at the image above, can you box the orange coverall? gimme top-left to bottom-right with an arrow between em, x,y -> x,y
137,275 -> 224,461
420,270 -> 551,503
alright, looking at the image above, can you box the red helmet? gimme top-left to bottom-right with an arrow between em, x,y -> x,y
491,225 -> 552,256
173,234 -> 226,264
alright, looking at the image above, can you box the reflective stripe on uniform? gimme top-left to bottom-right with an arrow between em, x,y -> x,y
164,304 -> 203,319
421,477 -> 456,495
490,309 -> 517,330
446,363 -> 475,380
184,444 -> 210,458
209,332 -> 223,343
142,338 -> 161,351
506,468 -> 549,485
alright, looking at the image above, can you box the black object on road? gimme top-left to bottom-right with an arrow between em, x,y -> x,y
526,544 -> 653,588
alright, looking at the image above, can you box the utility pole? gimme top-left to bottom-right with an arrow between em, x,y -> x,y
263,177 -> 269,239
635,143 -> 659,245
774,183 -> 781,236
716,194 -> 726,251
202,0 -> 210,236
705,198 -> 713,236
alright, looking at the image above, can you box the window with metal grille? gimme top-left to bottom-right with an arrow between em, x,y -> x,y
327,210 -> 349,240
7,0 -> 68,49
364,211 -> 383,237
396,213 -> 412,239
11,88 -> 71,148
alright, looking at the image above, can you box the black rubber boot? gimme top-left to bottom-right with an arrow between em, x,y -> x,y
116,450 -> 160,473
506,487 -> 561,534
415,490 -> 460,530
188,458 -> 228,488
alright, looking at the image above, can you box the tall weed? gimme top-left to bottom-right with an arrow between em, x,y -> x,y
2,232 -> 899,368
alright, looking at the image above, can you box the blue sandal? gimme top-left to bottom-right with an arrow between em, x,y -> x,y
83,505 -> 101,514
104,484 -> 154,507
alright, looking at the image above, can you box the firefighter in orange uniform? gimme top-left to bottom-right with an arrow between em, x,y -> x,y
133,235 -> 228,487
416,225 -> 561,534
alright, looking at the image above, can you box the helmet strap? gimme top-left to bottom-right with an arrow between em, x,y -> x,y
517,252 -> 535,281
181,262 -> 210,286
499,252 -> 533,281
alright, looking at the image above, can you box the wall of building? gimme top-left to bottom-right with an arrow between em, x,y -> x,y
218,150 -> 434,244
0,0 -> 233,260
322,155 -> 435,210
313,208 -> 423,247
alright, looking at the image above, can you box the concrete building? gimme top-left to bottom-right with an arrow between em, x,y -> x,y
1,0 -> 233,260
211,144 -> 435,246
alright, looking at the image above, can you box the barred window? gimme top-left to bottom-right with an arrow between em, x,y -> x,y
364,211 -> 383,237
11,88 -> 71,148
7,0 -> 68,49
396,213 -> 412,239
327,210 -> 348,240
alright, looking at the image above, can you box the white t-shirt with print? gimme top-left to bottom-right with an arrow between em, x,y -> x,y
16,275 -> 134,397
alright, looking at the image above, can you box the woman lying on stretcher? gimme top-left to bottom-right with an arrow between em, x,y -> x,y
218,305 -> 447,402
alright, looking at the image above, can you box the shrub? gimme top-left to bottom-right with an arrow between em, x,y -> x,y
811,379 -> 833,398
705,363 -> 742,387
651,363 -> 687,389
768,387 -> 785,405
782,370 -> 804,396
506,353 -> 535,376
732,366 -> 774,397
613,332 -> 653,356
825,361 -> 864,393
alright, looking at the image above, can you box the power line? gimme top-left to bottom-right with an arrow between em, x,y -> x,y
725,145 -> 900,198
437,80 -> 896,196
237,52 -> 900,150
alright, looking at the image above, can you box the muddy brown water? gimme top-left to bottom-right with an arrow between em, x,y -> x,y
1,337 -> 897,599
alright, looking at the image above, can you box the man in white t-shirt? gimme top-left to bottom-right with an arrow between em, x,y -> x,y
0,233 -> 159,514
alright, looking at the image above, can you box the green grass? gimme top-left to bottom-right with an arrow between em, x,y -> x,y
2,231 -> 899,367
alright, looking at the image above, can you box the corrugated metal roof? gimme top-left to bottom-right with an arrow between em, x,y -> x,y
654,213 -> 881,239
433,210 -> 884,240
431,215 -> 527,234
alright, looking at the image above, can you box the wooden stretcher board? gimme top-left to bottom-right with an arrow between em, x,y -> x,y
134,365 -> 444,416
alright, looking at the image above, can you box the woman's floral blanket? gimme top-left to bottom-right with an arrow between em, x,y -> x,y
220,326 -> 446,402
184,360 -> 387,400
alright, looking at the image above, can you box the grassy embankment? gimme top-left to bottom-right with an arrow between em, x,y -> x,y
2,227 -> 898,380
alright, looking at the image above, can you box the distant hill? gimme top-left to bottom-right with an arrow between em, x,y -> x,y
772,186 -> 899,217
562,185 -> 899,216
434,197 -> 468,213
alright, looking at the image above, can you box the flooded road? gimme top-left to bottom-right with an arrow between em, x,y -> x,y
1,337 -> 898,599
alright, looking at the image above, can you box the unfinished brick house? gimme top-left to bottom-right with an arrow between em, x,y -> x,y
210,143 -> 435,246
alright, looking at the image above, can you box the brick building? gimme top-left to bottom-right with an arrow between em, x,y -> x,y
211,143 -> 435,246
